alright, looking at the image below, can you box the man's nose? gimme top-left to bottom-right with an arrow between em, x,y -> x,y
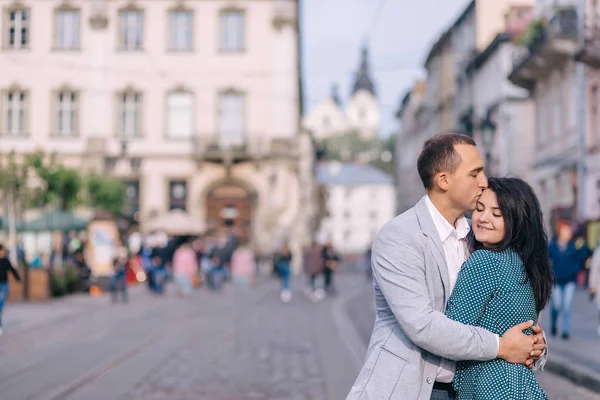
479,172 -> 488,188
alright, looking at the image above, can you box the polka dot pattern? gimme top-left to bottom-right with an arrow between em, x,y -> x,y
445,249 -> 549,400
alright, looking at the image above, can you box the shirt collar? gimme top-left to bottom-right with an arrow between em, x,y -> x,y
425,195 -> 470,243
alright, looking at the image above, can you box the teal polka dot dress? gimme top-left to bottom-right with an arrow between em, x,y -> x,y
445,249 -> 548,400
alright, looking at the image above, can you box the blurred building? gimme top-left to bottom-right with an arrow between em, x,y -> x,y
316,161 -> 395,255
469,6 -> 536,182
508,2 -> 591,230
0,0 -> 314,256
394,0 -> 536,213
394,81 -> 427,214
302,45 -> 380,141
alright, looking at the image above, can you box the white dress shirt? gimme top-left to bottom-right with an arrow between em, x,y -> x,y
425,196 -> 499,383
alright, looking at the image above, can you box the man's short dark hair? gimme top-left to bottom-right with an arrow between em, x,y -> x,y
417,132 -> 476,190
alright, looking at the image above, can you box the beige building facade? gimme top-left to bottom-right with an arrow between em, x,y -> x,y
0,0 -> 314,258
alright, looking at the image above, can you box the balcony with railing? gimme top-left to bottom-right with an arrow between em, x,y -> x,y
508,8 -> 578,90
191,135 -> 300,165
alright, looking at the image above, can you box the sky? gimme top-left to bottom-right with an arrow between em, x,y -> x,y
301,0 -> 470,137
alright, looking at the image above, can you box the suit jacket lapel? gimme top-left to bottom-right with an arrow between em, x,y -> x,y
415,197 -> 450,297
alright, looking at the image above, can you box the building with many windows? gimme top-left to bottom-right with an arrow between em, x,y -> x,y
316,161 -> 395,255
0,0 -> 314,259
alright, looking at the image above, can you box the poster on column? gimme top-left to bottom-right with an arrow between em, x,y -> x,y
87,220 -> 119,277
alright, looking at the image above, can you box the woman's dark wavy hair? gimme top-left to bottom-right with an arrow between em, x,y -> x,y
468,177 -> 554,313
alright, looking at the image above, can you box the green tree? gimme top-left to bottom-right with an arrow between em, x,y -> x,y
86,174 -> 127,216
0,151 -> 35,265
30,152 -> 82,210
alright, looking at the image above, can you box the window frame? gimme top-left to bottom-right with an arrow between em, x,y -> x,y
117,87 -> 143,138
217,89 -> 246,148
3,6 -> 30,50
54,6 -> 81,51
219,8 -> 245,53
165,88 -> 194,141
52,86 -> 80,137
118,6 -> 144,51
1,85 -> 29,137
168,7 -> 193,52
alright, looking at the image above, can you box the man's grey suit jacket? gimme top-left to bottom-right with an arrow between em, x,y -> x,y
346,196 -> 498,400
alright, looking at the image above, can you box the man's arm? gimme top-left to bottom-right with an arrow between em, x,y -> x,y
371,231 -> 498,362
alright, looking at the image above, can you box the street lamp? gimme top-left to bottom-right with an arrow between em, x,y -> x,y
479,111 -> 496,176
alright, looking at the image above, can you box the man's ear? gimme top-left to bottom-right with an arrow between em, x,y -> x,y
433,172 -> 449,192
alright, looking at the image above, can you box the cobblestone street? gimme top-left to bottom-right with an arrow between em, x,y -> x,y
1,272 -> 599,400
0,275 -> 362,400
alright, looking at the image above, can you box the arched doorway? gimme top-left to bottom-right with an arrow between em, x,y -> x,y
205,183 -> 255,242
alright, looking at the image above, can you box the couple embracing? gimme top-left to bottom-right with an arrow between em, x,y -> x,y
347,133 -> 553,400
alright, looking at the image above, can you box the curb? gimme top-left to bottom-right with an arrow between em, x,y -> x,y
544,353 -> 600,394
335,283 -> 600,395
331,284 -> 370,373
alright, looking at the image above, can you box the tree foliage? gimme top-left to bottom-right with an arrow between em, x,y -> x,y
316,131 -> 395,175
30,152 -> 82,210
86,174 -> 127,216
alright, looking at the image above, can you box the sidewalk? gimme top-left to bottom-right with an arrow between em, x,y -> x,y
344,278 -> 600,395
3,284 -> 147,335
539,288 -> 600,392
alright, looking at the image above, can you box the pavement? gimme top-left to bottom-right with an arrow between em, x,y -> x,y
0,271 -> 599,400
0,274 -> 365,400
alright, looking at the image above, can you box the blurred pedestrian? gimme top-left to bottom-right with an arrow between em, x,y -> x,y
548,222 -> 590,339
0,244 -> 21,335
231,239 -> 256,289
303,241 -> 324,301
275,243 -> 293,302
322,241 -> 340,295
110,241 -> 129,304
589,241 -> 600,337
172,240 -> 198,297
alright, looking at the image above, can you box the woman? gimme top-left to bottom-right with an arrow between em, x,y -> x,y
230,239 -> 256,289
445,177 -> 553,399
172,240 -> 198,297
548,222 -> 589,339
0,244 -> 21,335
275,243 -> 293,302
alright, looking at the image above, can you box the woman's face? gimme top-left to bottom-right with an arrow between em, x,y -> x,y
472,189 -> 505,248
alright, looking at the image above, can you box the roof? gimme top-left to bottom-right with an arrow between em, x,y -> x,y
465,33 -> 511,74
316,162 -> 393,186
423,29 -> 452,67
351,45 -> 376,96
451,0 -> 476,31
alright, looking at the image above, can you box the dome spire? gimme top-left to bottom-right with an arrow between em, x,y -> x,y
351,43 -> 376,96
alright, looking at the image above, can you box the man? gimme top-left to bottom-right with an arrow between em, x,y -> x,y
347,133 -> 547,400
0,244 -> 21,335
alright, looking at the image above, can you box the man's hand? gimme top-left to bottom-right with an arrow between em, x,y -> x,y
497,321 -> 535,365
526,325 -> 547,368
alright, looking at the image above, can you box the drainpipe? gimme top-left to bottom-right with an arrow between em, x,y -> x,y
576,0 -> 587,223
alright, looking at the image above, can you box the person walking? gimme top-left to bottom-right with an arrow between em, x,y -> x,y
275,243 -> 293,302
110,242 -> 129,304
172,240 -> 198,297
303,241 -> 324,301
589,241 -> 600,336
230,239 -> 256,289
322,242 -> 340,295
0,244 -> 21,335
548,222 -> 589,339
